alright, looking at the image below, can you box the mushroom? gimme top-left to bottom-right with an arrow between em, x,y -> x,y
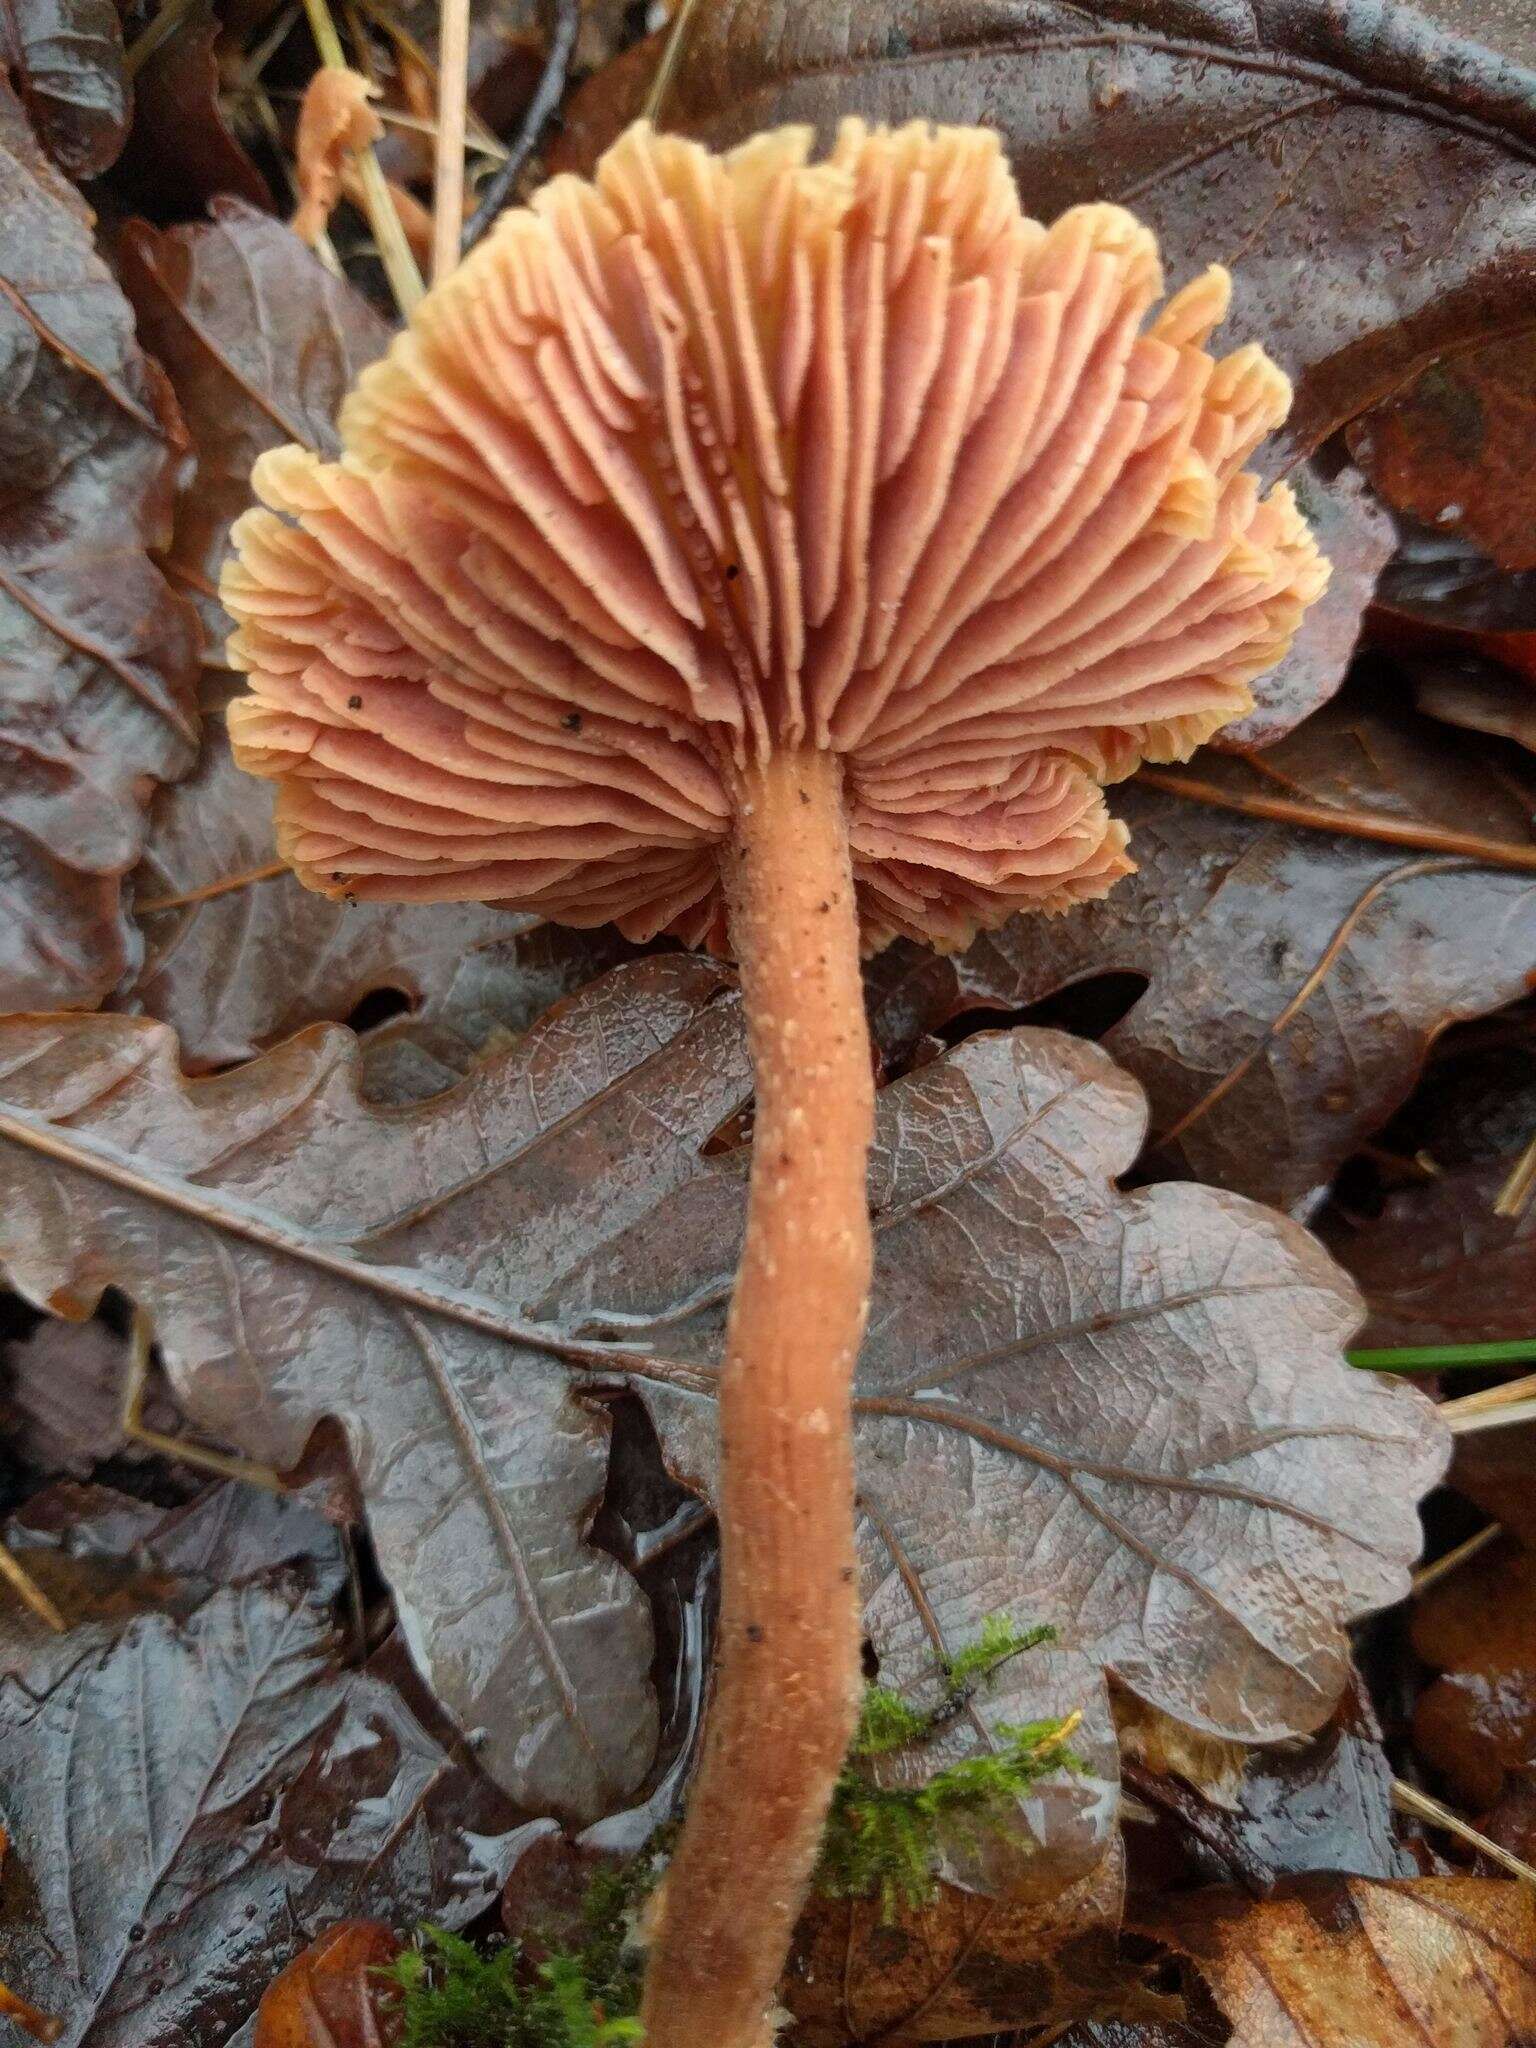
221,119 -> 1327,2048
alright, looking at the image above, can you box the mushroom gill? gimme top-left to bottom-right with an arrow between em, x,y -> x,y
224,118 -> 1325,958
221,117 -> 1327,2048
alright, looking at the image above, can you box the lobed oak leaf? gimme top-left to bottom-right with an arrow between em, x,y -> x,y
0,962 -> 1446,1877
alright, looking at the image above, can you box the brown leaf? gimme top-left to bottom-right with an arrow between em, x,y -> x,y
1411,654 -> 1536,755
0,0 -> 128,177
0,1572 -> 525,2046
0,963 -> 1446,1877
1124,1674 -> 1416,1891
785,1854 -> 1153,2044
868,678 -> 1536,1214
116,204 -> 633,1065
562,0 -> 1536,479
1322,1158 -> 1532,1350
254,1921 -> 403,2048
1350,334 -> 1536,573
1412,1535 -> 1536,1816
0,79 -> 200,1011
1136,1874 -> 1536,2044
112,0 -> 273,216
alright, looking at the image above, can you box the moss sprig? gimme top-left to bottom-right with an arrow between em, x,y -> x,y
382,1864 -> 645,2047
816,1616 -> 1082,1918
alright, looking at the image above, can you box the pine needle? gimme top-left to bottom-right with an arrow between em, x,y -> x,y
1392,1780 -> 1536,1887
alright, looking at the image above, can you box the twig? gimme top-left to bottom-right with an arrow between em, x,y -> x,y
122,1309 -> 285,1492
299,0 -> 424,313
642,0 -> 703,125
0,1544 -> 65,1633
1392,1780 -> 1536,1887
1411,1522 -> 1502,1597
1135,768 -> 1536,874
1495,1129 -> 1536,1218
460,0 -> 579,255
432,0 -> 471,282
1443,1395 -> 1536,1435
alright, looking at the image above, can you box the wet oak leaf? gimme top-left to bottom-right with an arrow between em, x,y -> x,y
0,965 -> 1446,1872
0,79 -> 199,1012
112,0 -> 272,217
0,0 -> 129,177
520,993 -> 1446,1879
0,1578 -> 525,2048
0,958 -> 753,1821
1136,1874 -> 1536,2045
115,205 -> 633,1065
561,0 -> 1536,483
867,684 -> 1536,1214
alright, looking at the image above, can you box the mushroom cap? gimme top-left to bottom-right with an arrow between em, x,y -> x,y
221,119 -> 1327,953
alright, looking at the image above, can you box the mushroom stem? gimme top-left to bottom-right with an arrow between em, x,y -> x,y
641,745 -> 873,2048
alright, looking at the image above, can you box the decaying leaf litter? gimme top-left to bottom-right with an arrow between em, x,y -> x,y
1,0 -> 1536,2042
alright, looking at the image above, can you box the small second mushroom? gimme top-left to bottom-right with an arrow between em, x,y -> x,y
222,118 -> 1327,2048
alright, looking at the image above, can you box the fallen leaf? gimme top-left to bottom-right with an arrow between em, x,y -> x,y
0,1575 -> 525,2046
0,1477 -> 344,1689
785,1853 -> 1153,2044
0,78 -> 199,1012
116,205 -> 632,1065
1136,1874 -> 1536,2044
254,1922 -> 403,2048
1124,1674 -> 1416,1891
1412,1535 -> 1536,1815
112,1 -> 273,218
867,678 -> 1536,1214
0,963 -> 1446,1879
1350,334 -> 1536,572
0,0 -> 128,177
1411,654 -> 1536,754
0,1314 -> 181,1476
1322,1154 -> 1533,1349
561,0 -> 1536,479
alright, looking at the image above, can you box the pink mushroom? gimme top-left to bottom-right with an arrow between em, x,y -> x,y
222,117 -> 1327,2048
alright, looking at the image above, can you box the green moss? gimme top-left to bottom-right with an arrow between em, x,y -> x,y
816,1616 -> 1081,1919
379,1617 -> 1077,2040
381,1865 -> 644,2048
